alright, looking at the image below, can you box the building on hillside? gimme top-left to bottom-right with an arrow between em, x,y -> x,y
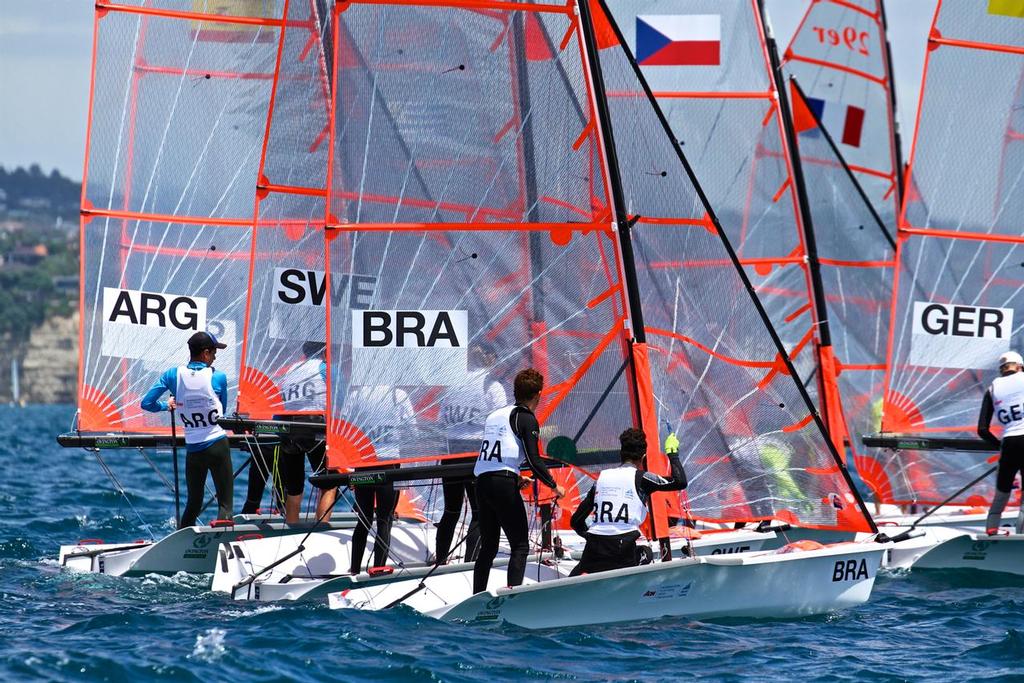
7,244 -> 48,266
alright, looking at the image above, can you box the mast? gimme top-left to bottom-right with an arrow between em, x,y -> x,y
758,0 -> 838,434
575,0 -> 646,348
575,0 -> 672,555
878,0 -> 905,203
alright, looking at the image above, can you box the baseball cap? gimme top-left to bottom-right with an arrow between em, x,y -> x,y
999,351 -> 1023,367
188,331 -> 227,352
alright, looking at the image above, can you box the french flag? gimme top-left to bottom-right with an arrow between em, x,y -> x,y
806,97 -> 866,148
636,15 -> 721,66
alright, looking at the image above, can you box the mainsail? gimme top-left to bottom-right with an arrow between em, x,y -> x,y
318,2 -> 637,513
78,1 -> 284,432
601,0 -> 823,405
874,1 -> 1024,505
237,0 -> 334,418
781,0 -> 902,229
788,79 -> 896,501
592,0 -> 873,531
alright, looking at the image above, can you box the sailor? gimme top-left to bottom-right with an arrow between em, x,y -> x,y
242,341 -> 330,523
344,384 -> 417,574
434,343 -> 507,564
978,351 -> 1024,534
569,428 -> 687,576
140,331 -> 232,528
472,368 -> 565,594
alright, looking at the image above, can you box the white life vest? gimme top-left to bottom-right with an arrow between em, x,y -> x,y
342,386 -> 414,460
280,358 -> 326,412
439,369 -> 507,441
991,372 -> 1024,439
587,465 -> 648,536
175,366 -> 226,445
473,405 -> 525,477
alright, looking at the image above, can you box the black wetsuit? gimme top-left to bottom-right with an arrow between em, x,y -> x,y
241,415 -> 326,514
473,405 -> 557,594
979,390 -> 1024,530
349,466 -> 398,573
569,457 -> 687,576
434,452 -> 480,564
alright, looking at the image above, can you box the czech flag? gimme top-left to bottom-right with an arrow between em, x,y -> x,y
636,15 -> 721,66
806,96 -> 865,148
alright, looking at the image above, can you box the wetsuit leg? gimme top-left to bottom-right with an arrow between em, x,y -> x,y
464,480 -> 480,562
206,439 -> 233,521
371,482 -> 397,567
987,436 -> 1024,530
435,477 -> 467,564
484,476 -> 529,588
349,485 -> 376,574
280,447 -> 306,498
473,475 -> 502,594
179,450 -> 210,528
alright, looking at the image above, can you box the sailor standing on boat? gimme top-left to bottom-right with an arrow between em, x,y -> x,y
472,368 -> 565,594
569,428 -> 687,576
345,385 -> 417,574
434,343 -> 507,564
140,331 -> 232,528
979,350 -> 1024,534
242,341 -> 330,523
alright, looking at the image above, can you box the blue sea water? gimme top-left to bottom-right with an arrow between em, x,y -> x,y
1,405 -> 1022,682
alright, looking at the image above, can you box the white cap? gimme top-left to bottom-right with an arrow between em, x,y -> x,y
999,351 -> 1023,367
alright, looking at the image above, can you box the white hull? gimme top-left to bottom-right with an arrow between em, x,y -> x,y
215,527 -> 774,602
211,523 -> 436,599
330,543 -> 886,628
882,524 -> 1024,576
57,513 -> 358,577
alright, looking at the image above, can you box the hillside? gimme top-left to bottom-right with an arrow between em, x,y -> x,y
0,165 -> 79,403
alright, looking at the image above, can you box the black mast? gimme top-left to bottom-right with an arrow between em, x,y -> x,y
591,0 -> 878,534
879,0 -> 906,204
575,0 -> 675,557
789,77 -> 896,251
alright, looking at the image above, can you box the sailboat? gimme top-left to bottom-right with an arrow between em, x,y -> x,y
56,0 -> 364,577
863,0 -> 1024,575
207,0 -> 889,625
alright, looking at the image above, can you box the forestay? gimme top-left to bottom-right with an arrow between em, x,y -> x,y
878,0 -> 1024,505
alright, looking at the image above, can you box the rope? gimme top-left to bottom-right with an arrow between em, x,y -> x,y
90,448 -> 156,539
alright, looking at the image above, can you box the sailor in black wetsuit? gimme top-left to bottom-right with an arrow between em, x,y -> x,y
979,351 -> 1024,534
472,368 -> 565,594
569,428 -> 687,576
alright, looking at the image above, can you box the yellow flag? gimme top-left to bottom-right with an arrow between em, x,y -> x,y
989,0 -> 1024,18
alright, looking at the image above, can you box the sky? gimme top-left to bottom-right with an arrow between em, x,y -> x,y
0,0 -> 937,182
